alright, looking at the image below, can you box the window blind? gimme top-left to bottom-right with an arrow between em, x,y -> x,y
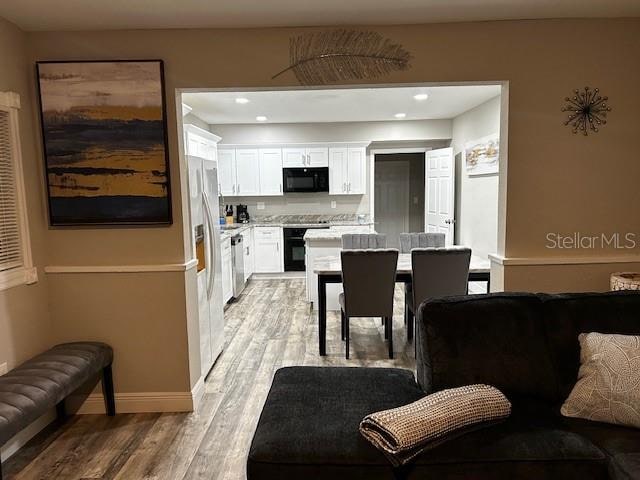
0,109 -> 23,272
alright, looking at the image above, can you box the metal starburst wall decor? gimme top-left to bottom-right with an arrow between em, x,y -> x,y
561,87 -> 611,136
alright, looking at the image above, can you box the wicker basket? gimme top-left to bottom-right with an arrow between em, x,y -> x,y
610,272 -> 640,291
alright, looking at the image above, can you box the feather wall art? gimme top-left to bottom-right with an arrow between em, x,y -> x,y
272,30 -> 412,85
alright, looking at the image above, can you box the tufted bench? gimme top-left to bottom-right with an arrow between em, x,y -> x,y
0,342 -> 114,478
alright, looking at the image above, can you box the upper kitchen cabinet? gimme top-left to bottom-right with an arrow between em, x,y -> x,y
218,148 -> 237,196
235,149 -> 260,196
218,142 -> 366,196
328,144 -> 367,195
218,148 -> 260,196
283,146 -> 328,168
346,146 -> 366,194
259,148 -> 283,195
184,124 -> 221,161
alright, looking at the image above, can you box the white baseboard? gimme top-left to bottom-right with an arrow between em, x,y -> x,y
0,410 -> 56,462
76,390 -> 198,414
190,376 -> 206,412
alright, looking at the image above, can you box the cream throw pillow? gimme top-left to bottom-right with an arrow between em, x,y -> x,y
561,332 -> 640,428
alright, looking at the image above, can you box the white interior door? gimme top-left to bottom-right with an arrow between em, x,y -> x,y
374,160 -> 410,248
425,147 -> 455,244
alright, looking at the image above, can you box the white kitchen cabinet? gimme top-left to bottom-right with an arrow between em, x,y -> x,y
347,147 -> 366,194
218,148 -> 236,196
241,228 -> 254,281
306,147 -> 329,167
329,147 -> 348,195
184,124 -> 220,161
282,148 -> 307,168
235,149 -> 260,196
259,148 -> 283,195
221,236 -> 233,303
328,145 -> 366,195
283,147 -> 329,168
253,227 -> 284,273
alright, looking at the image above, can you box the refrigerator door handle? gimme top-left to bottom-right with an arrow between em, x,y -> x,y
203,191 -> 216,300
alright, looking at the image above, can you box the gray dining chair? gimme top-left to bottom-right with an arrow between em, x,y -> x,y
405,247 -> 471,341
399,232 -> 446,253
400,233 -> 446,322
342,234 -> 387,250
339,249 -> 399,359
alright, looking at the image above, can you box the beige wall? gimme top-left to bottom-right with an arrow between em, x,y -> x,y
27,20 -> 640,260
0,17 -> 51,370
5,18 -> 636,401
47,271 -> 191,392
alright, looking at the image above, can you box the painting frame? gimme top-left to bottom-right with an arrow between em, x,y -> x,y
36,59 -> 172,226
464,133 -> 500,177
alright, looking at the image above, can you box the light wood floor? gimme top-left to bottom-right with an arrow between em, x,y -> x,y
3,279 -> 486,480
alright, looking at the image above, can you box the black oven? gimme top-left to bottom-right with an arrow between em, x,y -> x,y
283,227 -> 329,271
282,167 -> 329,193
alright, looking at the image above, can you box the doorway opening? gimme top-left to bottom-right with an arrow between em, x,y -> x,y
374,151 -> 425,248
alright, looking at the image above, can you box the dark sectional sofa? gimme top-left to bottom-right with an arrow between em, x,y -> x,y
248,291 -> 640,480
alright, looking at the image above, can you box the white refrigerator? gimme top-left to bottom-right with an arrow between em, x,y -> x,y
188,155 -> 225,378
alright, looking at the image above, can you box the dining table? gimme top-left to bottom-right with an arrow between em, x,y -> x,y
313,253 -> 491,356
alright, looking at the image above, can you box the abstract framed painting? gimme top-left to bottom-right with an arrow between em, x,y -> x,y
36,60 -> 172,226
464,133 -> 500,176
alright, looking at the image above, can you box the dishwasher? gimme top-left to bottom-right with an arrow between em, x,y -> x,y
231,234 -> 246,298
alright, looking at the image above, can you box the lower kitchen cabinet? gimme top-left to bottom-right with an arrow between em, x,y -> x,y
241,228 -> 254,281
221,236 -> 233,303
253,227 -> 284,273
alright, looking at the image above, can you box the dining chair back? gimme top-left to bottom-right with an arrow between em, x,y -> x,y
340,248 -> 399,359
399,232 -> 445,253
342,234 -> 387,250
341,249 -> 398,318
411,247 -> 471,306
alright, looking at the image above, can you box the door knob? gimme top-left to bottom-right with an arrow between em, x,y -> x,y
445,219 -> 456,225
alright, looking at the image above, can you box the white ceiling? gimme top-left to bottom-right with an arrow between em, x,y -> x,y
182,85 -> 502,124
1,0 -> 639,31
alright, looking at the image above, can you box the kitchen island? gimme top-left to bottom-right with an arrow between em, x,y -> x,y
304,225 -> 373,310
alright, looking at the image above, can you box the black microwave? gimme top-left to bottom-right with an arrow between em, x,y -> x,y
282,167 -> 329,193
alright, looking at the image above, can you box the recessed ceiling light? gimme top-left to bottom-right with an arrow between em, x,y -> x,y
394,113 -> 407,119
235,97 -> 249,104
256,115 -> 267,122
413,93 -> 429,101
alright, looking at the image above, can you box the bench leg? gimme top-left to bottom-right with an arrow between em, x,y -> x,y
56,400 -> 66,420
102,364 -> 116,416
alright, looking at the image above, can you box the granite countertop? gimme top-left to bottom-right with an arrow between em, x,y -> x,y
219,214 -> 373,234
304,228 -> 376,241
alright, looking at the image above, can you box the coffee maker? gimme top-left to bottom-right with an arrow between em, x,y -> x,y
236,204 -> 250,224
